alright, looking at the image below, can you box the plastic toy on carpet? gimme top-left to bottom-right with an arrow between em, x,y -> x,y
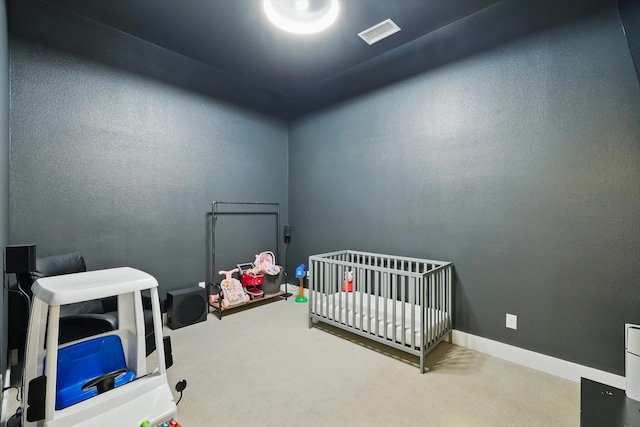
218,268 -> 250,308
295,264 -> 308,303
17,267 -> 177,426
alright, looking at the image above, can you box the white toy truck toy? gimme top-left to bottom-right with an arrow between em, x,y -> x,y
19,267 -> 178,426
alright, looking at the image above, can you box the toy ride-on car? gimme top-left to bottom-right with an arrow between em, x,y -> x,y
20,267 -> 178,426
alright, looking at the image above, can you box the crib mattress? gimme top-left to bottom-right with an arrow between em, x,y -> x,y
311,291 -> 449,347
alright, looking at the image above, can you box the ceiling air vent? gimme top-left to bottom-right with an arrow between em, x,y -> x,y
358,19 -> 401,45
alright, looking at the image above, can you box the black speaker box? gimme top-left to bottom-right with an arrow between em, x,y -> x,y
167,287 -> 208,330
6,244 -> 36,273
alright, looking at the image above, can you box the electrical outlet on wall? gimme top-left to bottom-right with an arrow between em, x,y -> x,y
506,313 -> 517,330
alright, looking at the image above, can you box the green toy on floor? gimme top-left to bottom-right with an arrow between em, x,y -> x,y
295,264 -> 308,303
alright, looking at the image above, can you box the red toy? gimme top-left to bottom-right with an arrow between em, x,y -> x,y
237,262 -> 265,286
342,271 -> 353,292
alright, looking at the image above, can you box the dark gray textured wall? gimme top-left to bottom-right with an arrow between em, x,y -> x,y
9,41 -> 288,294
0,0 -> 9,379
620,0 -> 640,85
289,8 -> 640,374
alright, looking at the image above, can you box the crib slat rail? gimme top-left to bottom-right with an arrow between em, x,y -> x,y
308,250 -> 453,374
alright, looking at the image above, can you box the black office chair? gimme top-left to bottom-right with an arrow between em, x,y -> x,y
9,251 -> 157,362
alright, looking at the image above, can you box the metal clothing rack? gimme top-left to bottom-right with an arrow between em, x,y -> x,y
209,201 -> 287,319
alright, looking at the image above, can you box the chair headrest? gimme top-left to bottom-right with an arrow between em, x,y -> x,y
34,251 -> 86,278
17,251 -> 86,296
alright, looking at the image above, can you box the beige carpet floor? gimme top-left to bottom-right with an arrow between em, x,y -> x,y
163,294 -> 579,427
1,291 -> 580,426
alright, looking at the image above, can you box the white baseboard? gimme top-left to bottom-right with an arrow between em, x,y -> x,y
450,329 -> 626,390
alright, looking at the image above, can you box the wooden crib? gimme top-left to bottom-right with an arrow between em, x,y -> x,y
308,250 -> 453,373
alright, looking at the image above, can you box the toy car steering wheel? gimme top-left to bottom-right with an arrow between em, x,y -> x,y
81,368 -> 128,394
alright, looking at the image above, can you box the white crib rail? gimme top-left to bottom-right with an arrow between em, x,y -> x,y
308,250 -> 452,373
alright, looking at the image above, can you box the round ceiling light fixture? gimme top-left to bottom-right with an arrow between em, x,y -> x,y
263,0 -> 340,35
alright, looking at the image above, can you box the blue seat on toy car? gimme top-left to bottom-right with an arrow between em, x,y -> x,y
49,334 -> 136,410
